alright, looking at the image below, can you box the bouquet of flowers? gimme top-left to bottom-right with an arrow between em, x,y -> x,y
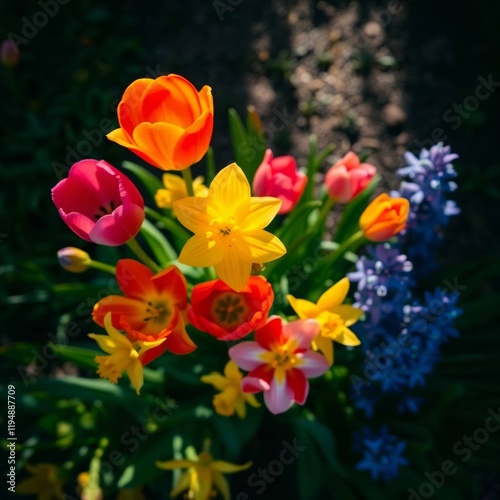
17,73 -> 463,499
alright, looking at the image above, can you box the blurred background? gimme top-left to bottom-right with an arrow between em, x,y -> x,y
1,0 -> 500,498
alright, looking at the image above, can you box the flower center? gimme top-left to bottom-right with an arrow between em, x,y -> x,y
143,300 -> 171,326
207,217 -> 239,247
93,200 -> 120,220
262,341 -> 300,371
317,311 -> 343,338
212,293 -> 248,327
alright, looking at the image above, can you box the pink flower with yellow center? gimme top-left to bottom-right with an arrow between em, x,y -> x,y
228,316 -> 330,414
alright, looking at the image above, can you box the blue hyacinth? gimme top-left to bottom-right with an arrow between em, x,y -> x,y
350,144 -> 462,424
354,426 -> 409,481
393,142 -> 460,271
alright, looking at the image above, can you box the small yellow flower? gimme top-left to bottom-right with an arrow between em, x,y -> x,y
88,313 -> 166,395
155,173 -> 208,210
156,446 -> 252,500
201,360 -> 260,418
173,163 -> 286,291
17,463 -> 64,500
287,277 -> 362,364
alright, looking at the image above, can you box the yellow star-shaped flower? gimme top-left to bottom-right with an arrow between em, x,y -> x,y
156,446 -> 251,500
88,313 -> 166,395
155,173 -> 208,210
287,277 -> 362,364
173,163 -> 286,291
201,360 -> 260,418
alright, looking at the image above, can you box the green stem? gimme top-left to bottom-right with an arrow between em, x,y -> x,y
88,260 -> 117,275
182,167 -> 195,197
264,197 -> 335,279
144,207 -> 191,242
126,238 -> 162,272
320,230 -> 365,271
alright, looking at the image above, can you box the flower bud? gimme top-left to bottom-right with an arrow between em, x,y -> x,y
57,247 -> 91,273
1,39 -> 19,68
360,194 -> 410,241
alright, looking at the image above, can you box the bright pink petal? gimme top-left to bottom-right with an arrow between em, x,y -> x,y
270,155 -> 297,178
52,177 -> 101,217
282,319 -> 320,350
228,342 -> 267,371
264,375 -> 294,414
252,149 -> 273,196
297,350 -> 330,377
254,316 -> 284,350
88,204 -> 144,246
287,368 -> 309,404
61,212 -> 95,241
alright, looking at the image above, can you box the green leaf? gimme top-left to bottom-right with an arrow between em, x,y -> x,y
334,174 -> 380,243
121,161 -> 163,201
139,219 -> 177,266
294,418 -> 345,476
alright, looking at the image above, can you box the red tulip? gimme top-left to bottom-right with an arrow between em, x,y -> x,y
52,159 -> 144,246
252,149 -> 307,214
325,152 -> 377,203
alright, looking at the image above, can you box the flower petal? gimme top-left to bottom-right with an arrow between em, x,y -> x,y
107,128 -> 161,168
126,359 -> 144,395
156,459 -> 195,470
173,197 -> 212,233
61,212 -> 94,242
214,250 -> 252,292
332,326 -> 361,346
88,204 -> 144,246
116,78 -> 153,139
208,163 -> 250,214
242,231 -> 286,264
212,461 -> 252,473
283,319 -> 320,350
313,336 -> 334,365
254,316 -> 284,350
173,110 -> 214,169
286,295 -> 317,319
200,372 -> 228,391
179,234 -> 224,267
264,375 -> 294,414
116,259 -> 155,300
316,278 -> 350,312
212,471 -> 230,500
229,342 -> 267,371
333,305 -> 363,326
286,368 -> 309,405
297,350 -> 330,377
132,122 -> 185,171
88,333 -> 116,354
237,197 -> 282,231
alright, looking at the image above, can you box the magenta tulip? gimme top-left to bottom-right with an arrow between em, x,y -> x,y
52,159 -> 145,246
325,152 -> 377,203
252,149 -> 307,214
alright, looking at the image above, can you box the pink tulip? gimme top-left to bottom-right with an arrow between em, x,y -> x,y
228,316 -> 330,414
52,159 -> 144,246
325,152 -> 377,203
252,149 -> 307,214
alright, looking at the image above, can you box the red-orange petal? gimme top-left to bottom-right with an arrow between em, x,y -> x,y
116,259 -> 156,300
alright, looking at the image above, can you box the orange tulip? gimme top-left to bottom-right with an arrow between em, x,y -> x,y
107,74 -> 213,171
360,193 -> 410,241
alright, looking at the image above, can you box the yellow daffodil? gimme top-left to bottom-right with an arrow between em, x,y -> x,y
287,277 -> 362,364
173,163 -> 286,291
17,463 -> 64,500
155,173 -> 208,210
88,313 -> 166,395
156,447 -> 251,500
201,360 -> 260,418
